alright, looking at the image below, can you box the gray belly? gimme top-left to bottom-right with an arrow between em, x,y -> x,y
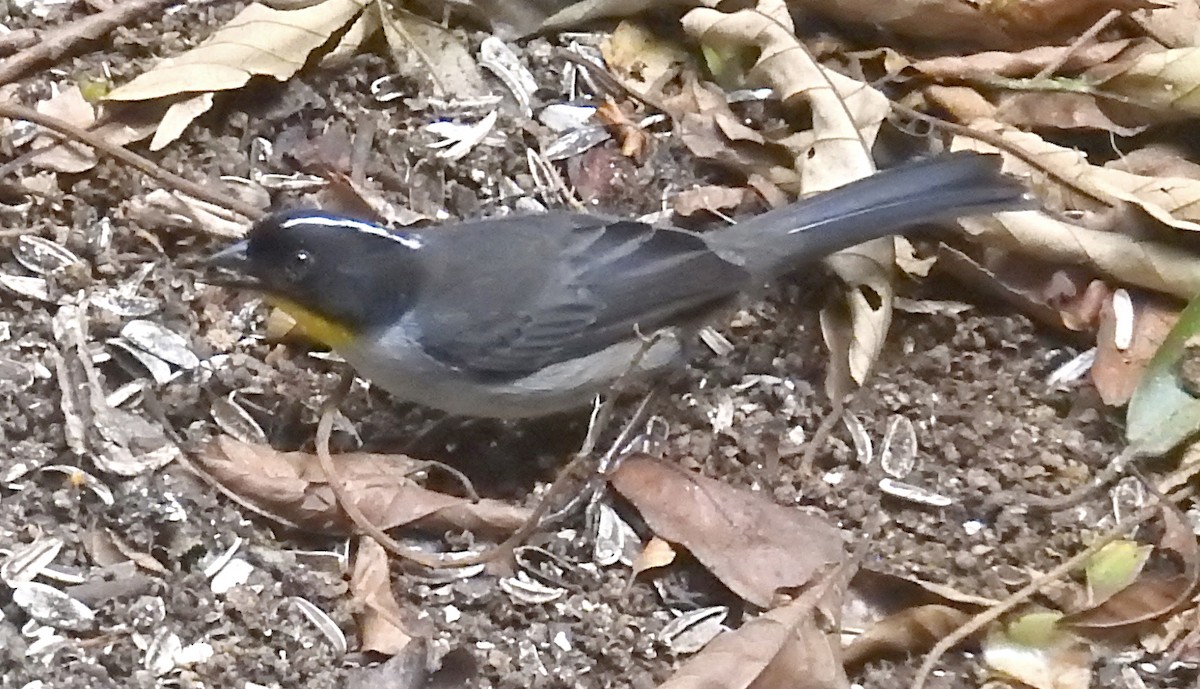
338,322 -> 685,419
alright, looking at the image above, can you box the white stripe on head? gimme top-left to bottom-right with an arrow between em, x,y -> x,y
279,214 -> 423,250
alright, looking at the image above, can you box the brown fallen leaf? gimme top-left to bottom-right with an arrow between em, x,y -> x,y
595,98 -> 651,161
845,604 -> 975,668
1091,292 -> 1180,406
609,455 -> 847,608
994,92 -> 1150,136
1088,45 -> 1200,118
655,562 -> 853,689
791,0 -> 1153,49
352,537 -> 416,655
953,120 -> 1200,230
935,245 -> 1108,334
376,0 -> 489,100
109,0 -> 369,102
199,436 -> 530,536
843,568 -> 993,667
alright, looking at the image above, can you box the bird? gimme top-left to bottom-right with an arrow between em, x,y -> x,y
206,151 -> 1029,419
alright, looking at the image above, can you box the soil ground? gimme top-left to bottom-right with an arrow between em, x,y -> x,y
0,3 -> 1179,688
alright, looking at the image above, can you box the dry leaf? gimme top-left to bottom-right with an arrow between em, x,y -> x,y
790,0 -> 1152,50
911,41 -> 1135,80
352,537 -> 415,655
107,0 -> 369,101
656,564 -> 852,689
844,604 -> 975,667
1132,0 -> 1200,49
632,536 -> 677,579
199,436 -> 530,536
149,93 -> 215,151
957,210 -> 1200,301
682,5 -> 894,387
984,611 -> 1092,689
601,20 -> 690,94
595,99 -> 650,160
609,455 -> 846,608
1090,46 -> 1200,117
954,120 -> 1200,231
923,85 -> 999,123
843,568 -> 993,666
935,245 -> 1108,333
1091,293 -> 1179,406
376,0 -> 489,99
673,186 -> 748,217
31,86 -> 97,172
995,92 -> 1149,136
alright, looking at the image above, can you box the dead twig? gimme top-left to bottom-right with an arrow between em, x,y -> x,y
0,102 -> 265,221
313,372 -> 593,569
909,498 -> 1165,689
0,0 -> 176,85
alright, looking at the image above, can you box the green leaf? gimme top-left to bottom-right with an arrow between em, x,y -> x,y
1126,292 -> 1200,457
1085,540 -> 1151,603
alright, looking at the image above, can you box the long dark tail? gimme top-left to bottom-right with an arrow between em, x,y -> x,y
709,152 -> 1031,279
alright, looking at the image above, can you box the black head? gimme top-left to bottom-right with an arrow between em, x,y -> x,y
207,210 -> 424,333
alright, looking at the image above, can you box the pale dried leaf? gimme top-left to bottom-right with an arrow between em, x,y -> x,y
984,612 -> 1091,689
682,6 -> 893,385
601,20 -> 691,94
377,1 -> 489,99
107,0 -> 369,101
1093,46 -> 1200,116
323,2 -> 382,67
673,186 -> 747,217
1133,0 -> 1200,48
149,93 -> 215,151
912,41 -> 1134,80
31,86 -> 97,172
995,92 -> 1148,136
923,85 -> 999,124
952,119 -> 1200,228
632,536 -> 677,579
959,209 -> 1200,300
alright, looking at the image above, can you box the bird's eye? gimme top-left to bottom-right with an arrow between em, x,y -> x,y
285,249 -> 312,281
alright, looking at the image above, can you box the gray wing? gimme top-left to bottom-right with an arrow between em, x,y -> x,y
414,214 -> 750,380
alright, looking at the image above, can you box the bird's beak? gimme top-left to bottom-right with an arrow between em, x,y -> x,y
203,240 -> 258,287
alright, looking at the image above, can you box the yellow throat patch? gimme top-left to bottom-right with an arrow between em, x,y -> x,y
266,296 -> 354,349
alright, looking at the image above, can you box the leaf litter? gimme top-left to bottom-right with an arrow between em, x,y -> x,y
6,0 -> 1200,686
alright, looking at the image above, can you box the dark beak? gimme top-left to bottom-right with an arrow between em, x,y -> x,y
203,240 -> 258,287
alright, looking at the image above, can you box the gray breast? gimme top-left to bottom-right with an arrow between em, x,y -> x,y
338,316 -> 686,419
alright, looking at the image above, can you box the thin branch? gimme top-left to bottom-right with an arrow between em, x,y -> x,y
0,102 -> 265,221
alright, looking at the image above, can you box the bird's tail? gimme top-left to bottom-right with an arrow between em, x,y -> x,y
708,152 -> 1031,279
